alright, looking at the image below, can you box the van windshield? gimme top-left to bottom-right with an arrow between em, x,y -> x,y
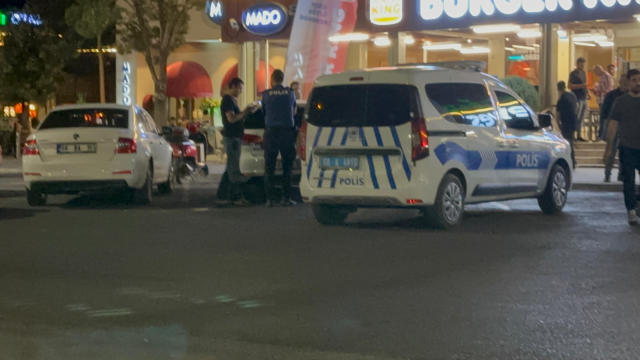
307,85 -> 418,127
39,109 -> 129,130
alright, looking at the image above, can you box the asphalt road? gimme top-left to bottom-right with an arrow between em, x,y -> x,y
1,176 -> 639,360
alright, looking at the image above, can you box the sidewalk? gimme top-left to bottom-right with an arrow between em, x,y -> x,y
1,157 -> 635,191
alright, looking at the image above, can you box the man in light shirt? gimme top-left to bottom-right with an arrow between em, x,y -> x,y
594,65 -> 615,110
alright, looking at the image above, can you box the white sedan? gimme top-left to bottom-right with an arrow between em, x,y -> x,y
23,104 -> 173,206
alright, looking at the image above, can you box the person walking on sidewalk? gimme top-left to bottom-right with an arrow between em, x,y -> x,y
604,69 -> 640,225
556,81 -> 578,169
600,74 -> 628,182
216,78 -> 256,206
262,70 -> 298,207
569,57 -> 590,142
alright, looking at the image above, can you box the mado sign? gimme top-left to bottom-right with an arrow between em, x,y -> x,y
242,2 -> 288,36
415,0 -> 640,29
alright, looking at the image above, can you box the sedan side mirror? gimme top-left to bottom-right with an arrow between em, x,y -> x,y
538,113 -> 553,129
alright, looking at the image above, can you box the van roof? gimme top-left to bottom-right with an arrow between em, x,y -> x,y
316,65 -> 498,87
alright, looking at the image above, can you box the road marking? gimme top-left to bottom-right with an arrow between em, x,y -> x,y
216,295 -> 234,303
192,208 -> 210,212
238,300 -> 261,309
87,308 -> 133,317
66,303 -> 90,311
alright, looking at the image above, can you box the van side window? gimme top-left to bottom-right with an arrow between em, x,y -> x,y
425,83 -> 497,127
494,91 -> 536,130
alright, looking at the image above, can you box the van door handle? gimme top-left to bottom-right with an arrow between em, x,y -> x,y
509,140 -> 520,148
496,140 -> 507,148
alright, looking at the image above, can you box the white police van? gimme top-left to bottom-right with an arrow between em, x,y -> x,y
299,63 -> 573,228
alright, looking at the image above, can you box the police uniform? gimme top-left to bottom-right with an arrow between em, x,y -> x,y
261,84 -> 297,202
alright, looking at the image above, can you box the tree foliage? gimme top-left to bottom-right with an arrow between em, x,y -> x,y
500,76 -> 542,112
66,0 -> 117,40
117,0 -> 207,124
66,0 -> 118,103
0,18 -> 75,106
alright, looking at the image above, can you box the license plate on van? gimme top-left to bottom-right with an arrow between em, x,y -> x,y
318,156 -> 359,169
57,143 -> 97,154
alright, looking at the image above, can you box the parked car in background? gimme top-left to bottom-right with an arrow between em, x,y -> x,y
22,104 -> 173,206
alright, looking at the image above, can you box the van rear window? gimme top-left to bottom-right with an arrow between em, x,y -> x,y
244,106 -> 306,129
39,109 -> 129,130
307,85 -> 419,127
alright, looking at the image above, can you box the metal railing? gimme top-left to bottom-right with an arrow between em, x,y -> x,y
577,109 -> 601,142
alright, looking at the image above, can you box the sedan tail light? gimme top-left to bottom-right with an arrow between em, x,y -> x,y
23,139 -> 40,156
297,120 -> 308,162
242,134 -> 263,146
115,137 -> 137,154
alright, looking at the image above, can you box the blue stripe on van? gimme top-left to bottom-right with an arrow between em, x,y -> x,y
390,126 -> 412,182
360,127 -> 379,189
373,127 -> 396,190
318,127 -> 337,188
307,127 -> 323,180
329,127 -> 349,188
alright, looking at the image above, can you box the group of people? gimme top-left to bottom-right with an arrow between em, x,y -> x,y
556,58 -> 640,225
216,71 -> 302,207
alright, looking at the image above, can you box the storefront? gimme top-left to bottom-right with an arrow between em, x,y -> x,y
117,0 -> 640,122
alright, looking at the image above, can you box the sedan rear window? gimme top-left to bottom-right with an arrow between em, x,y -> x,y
307,85 -> 419,127
39,109 -> 129,130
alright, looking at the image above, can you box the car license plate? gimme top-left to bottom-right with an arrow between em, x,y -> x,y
318,156 -> 359,169
57,143 -> 97,154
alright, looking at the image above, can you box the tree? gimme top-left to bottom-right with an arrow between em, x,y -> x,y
117,0 -> 207,125
0,16 -> 75,128
65,0 -> 118,104
501,76 -> 542,112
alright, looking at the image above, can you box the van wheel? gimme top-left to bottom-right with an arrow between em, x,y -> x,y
423,174 -> 465,229
538,164 -> 568,215
133,165 -> 153,205
158,162 -> 173,194
26,188 -> 47,206
312,204 -> 349,225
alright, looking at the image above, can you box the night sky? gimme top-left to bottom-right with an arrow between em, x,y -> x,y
0,0 -> 25,9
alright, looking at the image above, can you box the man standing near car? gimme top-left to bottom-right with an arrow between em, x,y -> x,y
604,69 -> 640,225
600,73 -> 628,182
556,81 -> 578,169
217,78 -> 255,206
262,70 -> 298,207
569,57 -> 590,142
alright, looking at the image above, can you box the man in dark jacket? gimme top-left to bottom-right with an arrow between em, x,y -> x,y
556,81 -> 578,169
600,74 -> 628,182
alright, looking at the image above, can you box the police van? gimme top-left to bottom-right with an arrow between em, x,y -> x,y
299,64 -> 573,228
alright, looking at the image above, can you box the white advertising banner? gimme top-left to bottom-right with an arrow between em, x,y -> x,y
284,0 -> 358,99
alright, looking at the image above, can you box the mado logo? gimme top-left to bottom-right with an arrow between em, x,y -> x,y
242,2 -> 288,36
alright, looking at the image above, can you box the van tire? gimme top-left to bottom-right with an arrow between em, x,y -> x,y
423,174 -> 465,229
26,188 -> 47,206
538,164 -> 568,215
313,204 -> 349,225
133,165 -> 153,205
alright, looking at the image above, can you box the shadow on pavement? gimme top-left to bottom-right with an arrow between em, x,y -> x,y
0,190 -> 25,198
0,208 -> 46,221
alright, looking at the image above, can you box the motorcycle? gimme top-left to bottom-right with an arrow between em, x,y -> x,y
162,126 -> 209,184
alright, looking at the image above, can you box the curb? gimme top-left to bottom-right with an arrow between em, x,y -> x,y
0,173 -> 22,179
573,183 -> 624,192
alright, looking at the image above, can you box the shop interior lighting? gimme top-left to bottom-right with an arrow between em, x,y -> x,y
77,48 -> 118,53
505,47 -> 516,52
467,39 -> 472,43
404,35 -> 415,45
512,44 -> 536,50
557,30 -> 567,38
574,41 -> 596,47
532,44 -> 540,47
329,33 -> 370,42
423,42 -> 462,50
459,46 -> 490,54
517,31 -> 542,38
635,14 -> 640,21
597,41 -> 614,47
373,37 -> 391,47
471,24 -> 521,34
573,34 -> 607,41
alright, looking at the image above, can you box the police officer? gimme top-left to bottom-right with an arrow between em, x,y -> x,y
262,69 -> 298,207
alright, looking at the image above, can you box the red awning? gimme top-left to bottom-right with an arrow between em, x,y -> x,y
166,61 -> 214,99
221,61 -> 274,96
142,94 -> 154,112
